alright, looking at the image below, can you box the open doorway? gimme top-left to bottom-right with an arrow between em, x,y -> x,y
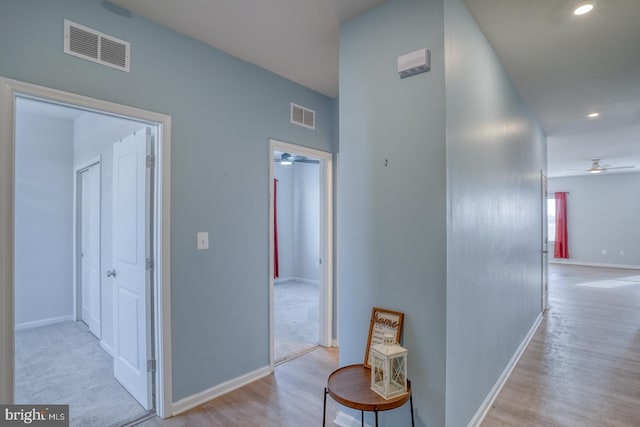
269,139 -> 333,366
14,97 -> 155,425
0,77 -> 172,423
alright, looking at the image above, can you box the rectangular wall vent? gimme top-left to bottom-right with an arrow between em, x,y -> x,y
290,103 -> 315,130
64,20 -> 130,72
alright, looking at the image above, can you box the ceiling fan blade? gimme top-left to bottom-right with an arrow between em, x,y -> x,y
273,152 -> 319,164
288,154 -> 320,164
605,165 -> 635,170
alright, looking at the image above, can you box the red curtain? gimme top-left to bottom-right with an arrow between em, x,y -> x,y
273,179 -> 279,278
554,192 -> 569,259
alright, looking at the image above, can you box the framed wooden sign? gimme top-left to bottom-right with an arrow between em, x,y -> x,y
364,307 -> 404,368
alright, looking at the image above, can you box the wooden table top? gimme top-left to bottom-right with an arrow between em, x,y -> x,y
326,364 -> 411,412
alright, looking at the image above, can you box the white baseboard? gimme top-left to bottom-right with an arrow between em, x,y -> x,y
171,365 -> 271,416
100,340 -> 114,357
334,410 -> 372,427
550,260 -> 640,270
15,315 -> 73,331
467,313 -> 543,427
296,278 -> 320,286
332,338 -> 339,347
274,277 -> 319,286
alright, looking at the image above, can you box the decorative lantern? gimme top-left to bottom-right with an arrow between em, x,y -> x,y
370,333 -> 408,399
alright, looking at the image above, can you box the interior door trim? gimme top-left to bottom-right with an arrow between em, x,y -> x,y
268,138 -> 334,369
74,156 -> 102,334
0,76 -> 172,418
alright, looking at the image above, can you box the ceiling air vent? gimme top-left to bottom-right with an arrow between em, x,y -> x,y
291,103 -> 315,130
64,20 -> 130,72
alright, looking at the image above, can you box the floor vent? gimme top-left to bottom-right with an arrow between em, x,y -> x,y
291,103 -> 315,129
64,20 -> 130,72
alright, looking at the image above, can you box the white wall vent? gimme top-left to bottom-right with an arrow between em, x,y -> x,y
64,20 -> 130,72
290,103 -> 315,130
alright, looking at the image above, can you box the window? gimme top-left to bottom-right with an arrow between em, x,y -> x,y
547,197 -> 556,241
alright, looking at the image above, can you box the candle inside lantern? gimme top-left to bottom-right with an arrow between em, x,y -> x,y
383,333 -> 394,346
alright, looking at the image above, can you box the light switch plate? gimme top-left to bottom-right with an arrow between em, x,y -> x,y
197,232 -> 209,250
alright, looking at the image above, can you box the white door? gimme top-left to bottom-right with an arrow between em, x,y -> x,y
112,127 -> 153,410
80,164 -> 101,337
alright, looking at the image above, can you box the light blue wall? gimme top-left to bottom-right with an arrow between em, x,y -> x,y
444,0 -> 547,425
1,0 -> 335,401
549,173 -> 640,267
14,110 -> 74,326
339,0 -> 447,425
340,0 -> 546,425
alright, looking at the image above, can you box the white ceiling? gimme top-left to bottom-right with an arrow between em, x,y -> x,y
108,0 -> 640,178
109,0 -> 384,98
464,0 -> 640,177
17,97 -> 85,121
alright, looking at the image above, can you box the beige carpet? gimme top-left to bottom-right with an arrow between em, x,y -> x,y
15,321 -> 148,426
274,280 -> 319,362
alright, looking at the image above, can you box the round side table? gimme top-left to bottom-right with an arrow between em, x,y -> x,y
323,364 -> 414,426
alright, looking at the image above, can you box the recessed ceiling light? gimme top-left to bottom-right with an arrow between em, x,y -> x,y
587,112 -> 600,118
573,3 -> 594,15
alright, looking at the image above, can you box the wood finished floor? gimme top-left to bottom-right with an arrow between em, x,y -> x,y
139,347 -> 340,427
483,264 -> 640,426
139,264 -> 640,427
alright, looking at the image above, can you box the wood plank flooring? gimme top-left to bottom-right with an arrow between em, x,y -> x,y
139,264 -> 640,427
139,347 -> 340,427
483,264 -> 640,426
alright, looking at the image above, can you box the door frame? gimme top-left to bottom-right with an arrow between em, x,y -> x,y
0,77 -> 173,418
268,138 -> 334,369
74,156 -> 102,337
541,170 -> 549,312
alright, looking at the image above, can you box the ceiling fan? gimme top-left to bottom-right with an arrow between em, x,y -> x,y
567,159 -> 635,174
274,152 -> 319,165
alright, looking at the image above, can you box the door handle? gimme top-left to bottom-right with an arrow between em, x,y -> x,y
106,269 -> 116,278
542,250 -> 548,254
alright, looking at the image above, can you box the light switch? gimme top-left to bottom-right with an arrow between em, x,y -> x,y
197,232 -> 209,250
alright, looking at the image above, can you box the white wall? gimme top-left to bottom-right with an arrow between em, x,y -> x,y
14,105 -> 146,340
549,173 -> 640,267
274,163 -> 294,279
293,163 -> 320,282
74,112 -> 148,353
274,161 -> 320,283
14,109 -> 74,327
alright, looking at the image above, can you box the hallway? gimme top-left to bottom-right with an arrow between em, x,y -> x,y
483,264 -> 640,426
140,347 -> 340,426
